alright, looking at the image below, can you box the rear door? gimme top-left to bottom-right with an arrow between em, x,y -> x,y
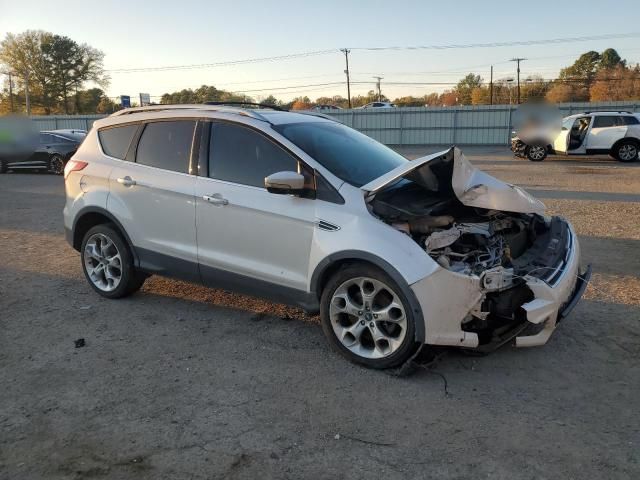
195,121 -> 316,291
587,115 -> 627,150
106,119 -> 199,279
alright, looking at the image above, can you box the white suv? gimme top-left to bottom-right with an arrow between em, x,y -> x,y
512,111 -> 640,162
64,105 -> 590,369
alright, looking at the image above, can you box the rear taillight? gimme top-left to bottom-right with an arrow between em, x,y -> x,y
64,160 -> 88,179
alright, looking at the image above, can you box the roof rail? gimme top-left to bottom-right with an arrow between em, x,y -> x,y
296,110 -> 339,122
203,101 -> 288,112
109,104 -> 273,123
583,110 -> 633,114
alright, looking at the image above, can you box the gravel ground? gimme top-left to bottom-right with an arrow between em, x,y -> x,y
1,147 -> 639,480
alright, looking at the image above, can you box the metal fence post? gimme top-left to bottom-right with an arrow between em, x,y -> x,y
54,117 -> 59,129
452,107 -> 458,145
399,110 -> 404,146
507,106 -> 513,145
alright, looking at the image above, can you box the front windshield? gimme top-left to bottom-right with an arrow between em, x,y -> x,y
273,121 -> 407,187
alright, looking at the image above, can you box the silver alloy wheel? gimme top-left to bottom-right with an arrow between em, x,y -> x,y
619,144 -> 638,161
83,233 -> 123,292
528,145 -> 546,160
50,155 -> 64,175
329,276 -> 408,359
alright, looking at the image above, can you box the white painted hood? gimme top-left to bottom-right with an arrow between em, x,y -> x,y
361,147 -> 545,215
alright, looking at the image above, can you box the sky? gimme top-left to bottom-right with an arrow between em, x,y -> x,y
2,0 -> 640,102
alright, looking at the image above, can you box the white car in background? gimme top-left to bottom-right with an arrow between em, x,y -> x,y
512,111 -> 640,162
63,104 -> 589,369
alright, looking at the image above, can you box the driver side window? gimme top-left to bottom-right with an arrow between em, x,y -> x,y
209,122 -> 298,188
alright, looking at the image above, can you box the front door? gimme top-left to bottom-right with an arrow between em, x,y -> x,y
195,122 -> 316,292
554,116 -> 591,155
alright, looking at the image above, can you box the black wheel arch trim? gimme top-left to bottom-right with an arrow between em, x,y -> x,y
71,206 -> 140,266
311,250 -> 426,343
613,136 -> 640,149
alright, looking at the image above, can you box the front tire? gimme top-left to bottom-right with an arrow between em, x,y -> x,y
80,224 -> 145,299
0,159 -> 6,173
320,264 -> 418,369
48,154 -> 65,175
526,145 -> 547,162
612,140 -> 639,162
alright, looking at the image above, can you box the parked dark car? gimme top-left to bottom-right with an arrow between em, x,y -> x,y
0,129 -> 86,175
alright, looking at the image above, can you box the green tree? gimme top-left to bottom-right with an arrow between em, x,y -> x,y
44,34 -> 107,113
96,96 -> 121,114
455,73 -> 483,105
0,30 -> 107,114
260,95 -> 280,106
74,87 -> 105,113
557,50 -> 601,100
160,85 -> 254,105
599,48 -> 625,70
393,95 -> 426,107
0,30 -> 55,112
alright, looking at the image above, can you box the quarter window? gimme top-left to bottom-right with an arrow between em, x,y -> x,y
39,133 -> 55,144
622,116 -> 640,125
209,122 -> 298,187
136,121 -> 195,173
98,124 -> 139,160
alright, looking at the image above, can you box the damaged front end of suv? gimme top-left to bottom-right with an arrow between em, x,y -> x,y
362,147 -> 591,352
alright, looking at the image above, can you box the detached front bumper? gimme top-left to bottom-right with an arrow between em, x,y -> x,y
515,225 -> 590,347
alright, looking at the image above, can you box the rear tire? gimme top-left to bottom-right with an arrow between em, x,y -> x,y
526,145 -> 547,162
0,159 -> 6,173
48,154 -> 65,175
320,263 -> 418,369
612,140 -> 639,162
80,224 -> 145,299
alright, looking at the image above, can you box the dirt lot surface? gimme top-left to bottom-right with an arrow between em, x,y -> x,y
1,147 -> 639,479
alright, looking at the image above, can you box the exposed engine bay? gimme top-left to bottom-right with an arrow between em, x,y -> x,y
368,150 -> 573,348
372,184 -> 558,287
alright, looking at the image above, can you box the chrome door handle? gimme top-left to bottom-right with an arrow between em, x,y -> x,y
117,176 -> 136,187
203,194 -> 228,206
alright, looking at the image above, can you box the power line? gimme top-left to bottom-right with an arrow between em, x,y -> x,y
349,32 -> 640,51
105,49 -> 338,73
104,32 -> 640,74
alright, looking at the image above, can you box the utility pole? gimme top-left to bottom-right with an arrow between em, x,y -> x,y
25,71 -> 31,115
373,76 -> 383,101
510,58 -> 526,104
7,72 -> 14,113
340,48 -> 352,109
489,66 -> 493,105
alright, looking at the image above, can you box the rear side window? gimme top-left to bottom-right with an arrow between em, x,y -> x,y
592,116 -> 623,128
209,122 -> 298,187
136,121 -> 196,173
622,116 -> 640,125
98,124 -> 138,159
39,133 -> 55,144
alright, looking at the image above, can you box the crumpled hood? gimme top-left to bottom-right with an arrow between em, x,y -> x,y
361,146 -> 545,215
